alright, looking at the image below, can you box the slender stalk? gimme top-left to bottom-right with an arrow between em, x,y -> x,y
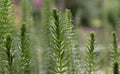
87,32 -> 95,74
112,32 -> 119,74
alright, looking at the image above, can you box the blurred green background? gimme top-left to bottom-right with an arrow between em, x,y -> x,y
13,0 -> 120,39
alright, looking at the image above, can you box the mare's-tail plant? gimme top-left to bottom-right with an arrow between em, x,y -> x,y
0,0 -> 14,73
112,32 -> 119,74
48,9 -> 71,74
65,9 -> 75,74
5,35 -> 14,74
19,24 -> 31,74
86,32 -> 96,74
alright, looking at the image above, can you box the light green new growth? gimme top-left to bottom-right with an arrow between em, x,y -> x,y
20,24 -> 31,74
87,32 -> 95,74
112,32 -> 119,74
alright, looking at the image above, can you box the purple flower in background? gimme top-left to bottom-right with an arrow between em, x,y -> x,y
32,0 -> 42,9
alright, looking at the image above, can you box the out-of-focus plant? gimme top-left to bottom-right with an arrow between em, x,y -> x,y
72,29 -> 81,74
0,0 -> 14,73
0,0 -> 14,43
20,0 -> 32,23
39,0 -> 51,46
38,0 -> 52,74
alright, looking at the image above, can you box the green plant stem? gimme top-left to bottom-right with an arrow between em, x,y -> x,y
87,32 -> 95,74
112,32 -> 118,61
112,32 -> 119,74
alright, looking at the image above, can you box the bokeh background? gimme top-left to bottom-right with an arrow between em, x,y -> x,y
13,0 -> 120,42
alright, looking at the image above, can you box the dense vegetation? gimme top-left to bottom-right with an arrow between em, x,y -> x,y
0,0 -> 120,74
